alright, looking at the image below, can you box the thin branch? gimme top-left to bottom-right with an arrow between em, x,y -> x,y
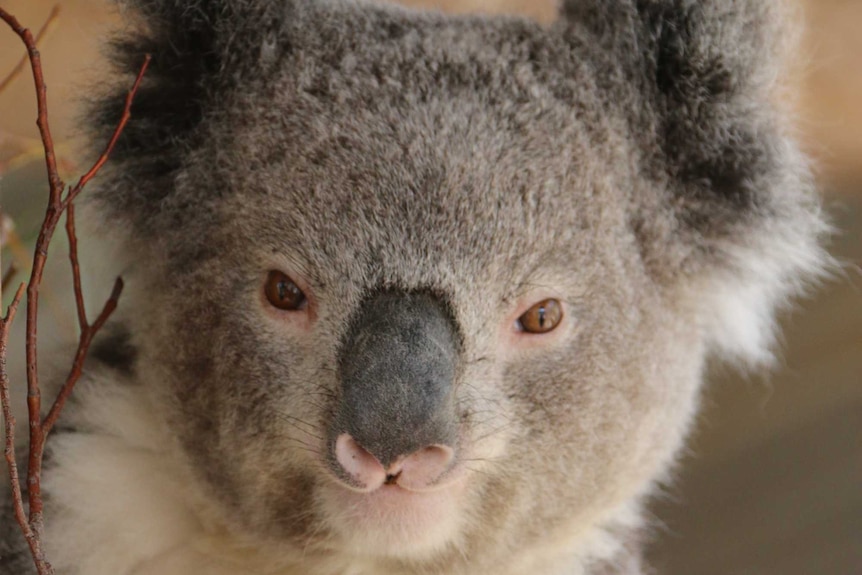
90,277 -> 124,335
41,278 -> 123,437
0,8 -> 61,570
0,6 -> 149,573
0,8 -> 64,202
0,284 -> 37,567
64,54 -> 151,208
64,205 -> 87,331
0,6 -> 59,96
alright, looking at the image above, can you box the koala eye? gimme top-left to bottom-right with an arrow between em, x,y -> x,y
264,271 -> 307,311
517,299 -> 563,334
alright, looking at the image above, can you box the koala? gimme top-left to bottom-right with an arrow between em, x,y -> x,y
1,0 -> 828,574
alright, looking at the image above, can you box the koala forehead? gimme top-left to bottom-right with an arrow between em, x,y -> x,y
172,8 -> 637,294
216,110 -> 620,287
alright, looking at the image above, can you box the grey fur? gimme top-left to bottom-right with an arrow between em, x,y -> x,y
1,1 -> 826,574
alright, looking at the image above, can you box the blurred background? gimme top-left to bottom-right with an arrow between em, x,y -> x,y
1,1 -> 859,573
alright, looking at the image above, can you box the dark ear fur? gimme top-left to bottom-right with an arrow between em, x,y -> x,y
561,0 -> 805,246
90,1 -> 292,222
638,0 -> 790,220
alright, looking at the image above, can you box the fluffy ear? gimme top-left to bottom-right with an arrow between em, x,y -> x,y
560,1 -> 829,364
89,0 -> 294,221
559,0 -> 801,238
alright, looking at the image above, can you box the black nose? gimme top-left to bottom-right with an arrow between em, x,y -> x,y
331,290 -> 459,469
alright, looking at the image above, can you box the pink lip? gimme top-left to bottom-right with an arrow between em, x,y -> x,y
326,469 -> 466,513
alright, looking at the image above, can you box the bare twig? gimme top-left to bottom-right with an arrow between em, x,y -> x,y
0,6 -> 149,574
0,7 -> 58,568
65,204 -> 87,331
0,6 -> 59,96
65,55 -> 150,207
41,277 -> 124,437
1,284 -> 29,558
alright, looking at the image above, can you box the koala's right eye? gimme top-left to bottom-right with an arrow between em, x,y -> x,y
264,271 -> 307,311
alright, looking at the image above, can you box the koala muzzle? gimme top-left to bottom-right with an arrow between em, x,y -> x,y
331,291 -> 459,491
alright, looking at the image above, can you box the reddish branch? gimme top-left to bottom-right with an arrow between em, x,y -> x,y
0,7 -> 150,574
0,6 -> 59,96
1,283 -> 27,556
42,205 -> 124,436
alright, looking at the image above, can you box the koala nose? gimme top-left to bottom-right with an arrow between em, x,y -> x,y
330,290 -> 460,490
334,433 -> 455,492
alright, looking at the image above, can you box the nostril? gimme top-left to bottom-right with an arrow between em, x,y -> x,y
334,433 -> 386,492
393,444 -> 455,492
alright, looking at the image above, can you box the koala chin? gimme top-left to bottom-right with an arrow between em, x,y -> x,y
1,0 -> 828,574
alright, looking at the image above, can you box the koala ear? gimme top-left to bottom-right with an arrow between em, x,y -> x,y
559,0 -> 796,224
560,1 -> 829,364
90,0 -> 293,220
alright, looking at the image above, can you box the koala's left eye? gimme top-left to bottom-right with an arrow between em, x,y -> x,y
517,299 -> 563,334
264,271 -> 307,311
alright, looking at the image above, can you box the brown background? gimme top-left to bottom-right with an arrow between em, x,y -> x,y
1,1 -> 860,574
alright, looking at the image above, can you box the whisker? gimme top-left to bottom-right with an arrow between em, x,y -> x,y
273,412 -> 323,439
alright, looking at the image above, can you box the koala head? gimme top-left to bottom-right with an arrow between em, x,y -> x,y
84,0 -> 826,570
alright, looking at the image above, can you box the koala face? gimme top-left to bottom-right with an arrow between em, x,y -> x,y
135,78 -> 702,561
81,0 -> 826,571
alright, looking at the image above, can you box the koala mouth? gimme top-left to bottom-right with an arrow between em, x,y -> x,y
312,433 -> 470,555
384,472 -> 401,485
319,469 -> 469,558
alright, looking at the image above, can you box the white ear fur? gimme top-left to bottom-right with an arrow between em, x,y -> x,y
703,238 -> 829,367
698,148 -> 832,367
